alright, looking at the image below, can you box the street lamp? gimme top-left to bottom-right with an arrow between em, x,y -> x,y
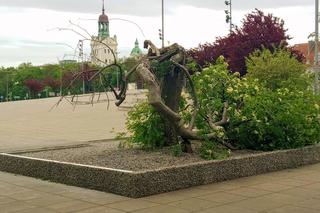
161,0 -> 165,48
315,0 -> 320,94
225,0 -> 233,33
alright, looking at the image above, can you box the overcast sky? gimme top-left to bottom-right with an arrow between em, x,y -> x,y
0,0 -> 315,67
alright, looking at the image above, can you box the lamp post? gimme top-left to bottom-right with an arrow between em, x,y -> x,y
315,0 -> 320,94
6,72 -> 9,101
161,0 -> 165,48
225,0 -> 233,33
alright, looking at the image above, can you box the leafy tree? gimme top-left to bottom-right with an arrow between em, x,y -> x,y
189,9 -> 304,76
24,79 -> 44,98
246,47 -> 309,90
43,76 -> 60,93
126,102 -> 166,149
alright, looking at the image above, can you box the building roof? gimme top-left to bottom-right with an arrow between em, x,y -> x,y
130,39 -> 143,56
293,42 -> 314,65
99,1 -> 109,23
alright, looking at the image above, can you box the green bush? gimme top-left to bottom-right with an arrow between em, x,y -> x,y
126,102 -> 166,149
246,47 -> 310,90
193,56 -> 320,151
200,140 -> 230,160
171,144 -> 183,157
227,88 -> 320,150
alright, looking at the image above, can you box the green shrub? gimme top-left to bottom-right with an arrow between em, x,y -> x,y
171,144 -> 183,157
200,140 -> 230,160
227,88 -> 320,150
246,47 -> 310,90
193,56 -> 320,151
126,102 -> 166,149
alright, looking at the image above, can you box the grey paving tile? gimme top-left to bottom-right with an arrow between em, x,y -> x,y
250,182 -> 295,192
142,192 -> 188,204
230,197 -> 285,211
107,199 -> 160,212
24,194 -> 74,207
226,186 -> 272,198
76,206 -> 125,213
7,190 -> 51,201
132,204 -> 191,213
14,207 -> 58,213
197,191 -> 248,204
197,204 -> 259,213
0,201 -> 36,213
46,200 -> 99,213
293,198 -> 320,210
264,205 -> 319,213
0,196 -> 16,205
167,197 -> 220,212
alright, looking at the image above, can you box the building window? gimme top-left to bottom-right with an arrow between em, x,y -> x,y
108,49 -> 110,54
104,49 -> 106,54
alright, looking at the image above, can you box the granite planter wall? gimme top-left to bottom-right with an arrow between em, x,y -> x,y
0,145 -> 320,198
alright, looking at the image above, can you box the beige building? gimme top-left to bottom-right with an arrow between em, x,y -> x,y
91,2 -> 118,66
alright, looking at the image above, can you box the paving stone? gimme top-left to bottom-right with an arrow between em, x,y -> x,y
76,206 -> 125,213
14,207 -> 58,213
0,196 -> 15,205
197,204 -> 259,213
107,199 -> 160,212
167,197 -> 220,212
250,182 -> 295,192
230,196 -> 285,211
226,186 -> 272,198
0,201 -> 36,213
7,190 -> 51,201
46,200 -> 99,212
24,194 -> 74,207
142,192 -> 188,204
263,205 -> 319,213
198,191 -> 248,204
132,204 -> 191,213
293,198 -> 320,210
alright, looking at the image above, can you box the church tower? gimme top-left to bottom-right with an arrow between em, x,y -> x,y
91,0 -> 118,66
98,1 -> 109,38
130,39 -> 143,57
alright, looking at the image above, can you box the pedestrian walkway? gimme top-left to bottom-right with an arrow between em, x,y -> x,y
0,163 -> 320,213
0,93 -> 144,153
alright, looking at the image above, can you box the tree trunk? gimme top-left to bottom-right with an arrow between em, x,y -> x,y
161,67 -> 185,146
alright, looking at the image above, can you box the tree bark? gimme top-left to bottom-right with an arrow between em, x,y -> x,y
161,67 -> 185,146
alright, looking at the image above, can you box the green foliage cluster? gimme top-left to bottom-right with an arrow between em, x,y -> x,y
171,144 -> 183,157
0,61 -> 127,101
227,87 -> 320,150
126,102 -> 166,149
246,48 -> 309,90
125,47 -> 320,158
192,49 -> 320,151
0,63 -> 79,100
200,140 -> 230,160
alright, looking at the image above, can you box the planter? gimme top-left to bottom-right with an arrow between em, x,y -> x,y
0,145 -> 320,198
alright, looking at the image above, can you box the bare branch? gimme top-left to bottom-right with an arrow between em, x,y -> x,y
171,60 -> 199,130
144,40 -> 161,56
213,102 -> 229,127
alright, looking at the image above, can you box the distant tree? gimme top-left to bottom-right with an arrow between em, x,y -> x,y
246,47 -> 309,90
189,9 -> 304,76
43,76 -> 60,92
24,79 -> 44,98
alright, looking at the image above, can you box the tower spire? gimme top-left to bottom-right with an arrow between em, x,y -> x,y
102,0 -> 105,14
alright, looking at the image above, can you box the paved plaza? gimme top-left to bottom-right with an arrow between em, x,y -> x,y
0,93 -> 141,152
1,95 -> 320,212
0,164 -> 320,213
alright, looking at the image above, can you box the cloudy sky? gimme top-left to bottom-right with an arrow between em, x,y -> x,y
0,0 -> 315,67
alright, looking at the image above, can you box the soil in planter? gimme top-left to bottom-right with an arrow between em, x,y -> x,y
20,141 -> 261,171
